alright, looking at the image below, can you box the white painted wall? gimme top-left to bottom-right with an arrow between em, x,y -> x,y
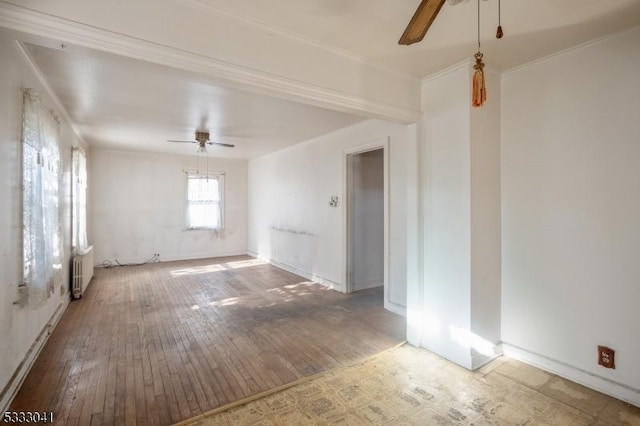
248,119 -> 408,314
470,68 -> 502,350
415,62 -> 502,370
502,27 -> 640,402
405,122 -> 422,344
350,149 -> 384,291
89,149 -> 247,264
420,64 -> 473,366
0,36 -> 85,410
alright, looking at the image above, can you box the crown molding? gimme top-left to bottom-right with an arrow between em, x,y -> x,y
503,23 -> 640,76
421,58 -> 471,86
250,118 -> 378,160
421,56 -> 502,87
0,2 -> 420,124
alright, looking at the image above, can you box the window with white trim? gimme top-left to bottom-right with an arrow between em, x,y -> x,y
185,172 -> 224,230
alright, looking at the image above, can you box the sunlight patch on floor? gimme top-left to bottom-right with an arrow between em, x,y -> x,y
170,259 -> 267,276
224,259 -> 267,269
170,264 -> 226,276
209,297 -> 241,307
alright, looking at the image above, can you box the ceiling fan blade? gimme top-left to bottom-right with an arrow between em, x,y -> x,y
399,0 -> 446,45
167,140 -> 196,143
208,142 -> 235,148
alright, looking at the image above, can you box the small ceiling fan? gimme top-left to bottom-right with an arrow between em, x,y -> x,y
399,0 -> 485,45
167,131 -> 235,152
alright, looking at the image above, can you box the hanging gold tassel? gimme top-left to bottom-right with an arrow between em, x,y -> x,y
472,51 -> 486,108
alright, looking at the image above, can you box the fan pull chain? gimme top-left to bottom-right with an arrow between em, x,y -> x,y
477,0 -> 481,49
496,0 -> 503,39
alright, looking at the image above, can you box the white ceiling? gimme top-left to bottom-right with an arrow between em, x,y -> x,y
12,0 -> 640,159
25,43 -> 365,159
187,0 -> 640,77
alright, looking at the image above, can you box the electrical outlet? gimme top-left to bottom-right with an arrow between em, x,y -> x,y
598,346 -> 615,369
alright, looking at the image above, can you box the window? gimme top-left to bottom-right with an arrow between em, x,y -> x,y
72,147 -> 88,252
22,88 -> 63,304
185,172 -> 224,230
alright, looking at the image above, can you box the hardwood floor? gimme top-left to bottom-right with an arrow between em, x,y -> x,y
10,256 -> 405,425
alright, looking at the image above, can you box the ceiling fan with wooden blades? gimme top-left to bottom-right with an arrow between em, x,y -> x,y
167,130 -> 235,151
399,0 -> 487,45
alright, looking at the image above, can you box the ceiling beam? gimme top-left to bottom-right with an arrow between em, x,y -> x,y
0,1 -> 421,123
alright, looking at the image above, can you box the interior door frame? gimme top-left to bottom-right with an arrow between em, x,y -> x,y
342,137 -> 390,301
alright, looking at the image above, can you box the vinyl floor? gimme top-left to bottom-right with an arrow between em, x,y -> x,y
183,344 -> 640,426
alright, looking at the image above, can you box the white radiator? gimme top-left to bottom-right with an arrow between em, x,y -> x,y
72,245 -> 94,299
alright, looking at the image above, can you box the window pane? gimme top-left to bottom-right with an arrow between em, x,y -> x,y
187,203 -> 221,229
23,144 -> 39,281
72,148 -> 88,250
186,175 -> 222,229
188,176 -> 218,202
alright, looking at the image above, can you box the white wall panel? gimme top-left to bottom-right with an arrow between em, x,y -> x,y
89,149 -> 247,264
248,119 -> 408,314
502,27 -> 640,400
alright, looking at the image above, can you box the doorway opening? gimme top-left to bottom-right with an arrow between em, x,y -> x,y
345,144 -> 388,305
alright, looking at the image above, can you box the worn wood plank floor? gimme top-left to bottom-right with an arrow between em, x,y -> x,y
10,256 -> 405,425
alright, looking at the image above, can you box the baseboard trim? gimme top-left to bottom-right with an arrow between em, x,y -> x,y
503,342 -> 640,407
420,341 -> 474,370
352,280 -> 383,292
247,251 -> 345,293
94,250 -> 248,267
471,343 -> 504,371
157,251 -> 249,263
384,300 -> 406,317
0,298 -> 69,413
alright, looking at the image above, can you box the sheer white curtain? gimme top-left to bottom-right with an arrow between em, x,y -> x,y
186,173 -> 223,230
72,147 -> 88,252
22,88 -> 63,305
